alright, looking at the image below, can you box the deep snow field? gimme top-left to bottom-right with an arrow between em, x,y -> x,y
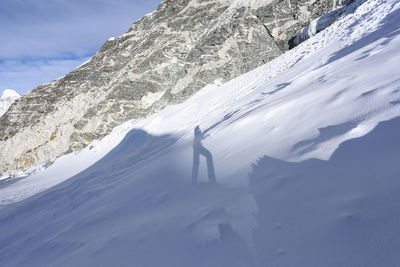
1,0 -> 400,266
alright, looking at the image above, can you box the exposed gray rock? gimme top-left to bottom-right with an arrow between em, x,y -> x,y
290,0 -> 357,48
0,0 -> 348,176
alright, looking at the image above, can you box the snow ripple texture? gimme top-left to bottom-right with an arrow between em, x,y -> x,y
1,0 -> 400,266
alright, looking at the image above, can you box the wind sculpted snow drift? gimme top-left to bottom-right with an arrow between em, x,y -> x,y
1,0 -> 400,266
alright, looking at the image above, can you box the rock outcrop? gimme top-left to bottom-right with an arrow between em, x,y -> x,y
290,0 -> 356,47
0,0 -> 348,176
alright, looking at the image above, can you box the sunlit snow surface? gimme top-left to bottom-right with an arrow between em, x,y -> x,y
1,0 -> 400,266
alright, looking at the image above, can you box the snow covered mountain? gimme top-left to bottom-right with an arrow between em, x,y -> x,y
0,89 -> 20,118
0,0 -> 348,176
1,0 -> 400,266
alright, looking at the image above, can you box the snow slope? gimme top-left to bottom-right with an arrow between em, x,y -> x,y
1,0 -> 400,266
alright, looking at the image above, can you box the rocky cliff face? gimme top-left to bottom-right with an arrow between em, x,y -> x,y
0,0 -> 347,176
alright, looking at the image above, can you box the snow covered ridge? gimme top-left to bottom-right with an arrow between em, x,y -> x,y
1,89 -> 20,101
0,89 -> 20,118
1,0 -> 400,266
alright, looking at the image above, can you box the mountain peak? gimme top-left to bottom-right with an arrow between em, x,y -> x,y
0,89 -> 20,118
1,89 -> 20,102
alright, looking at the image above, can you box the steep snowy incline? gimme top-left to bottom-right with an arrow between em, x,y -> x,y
0,0 -> 348,176
1,0 -> 400,266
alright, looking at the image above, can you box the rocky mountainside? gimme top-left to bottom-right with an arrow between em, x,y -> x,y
0,89 -> 20,118
0,0 -> 348,176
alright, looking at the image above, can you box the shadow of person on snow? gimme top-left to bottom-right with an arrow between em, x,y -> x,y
192,125 -> 216,185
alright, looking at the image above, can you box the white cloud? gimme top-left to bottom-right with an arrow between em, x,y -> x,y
0,0 -> 162,59
0,58 -> 90,95
0,0 -> 162,95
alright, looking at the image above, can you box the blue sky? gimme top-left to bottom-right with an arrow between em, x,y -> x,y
0,0 -> 162,95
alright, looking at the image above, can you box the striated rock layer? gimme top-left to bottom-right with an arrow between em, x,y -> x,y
0,0 -> 347,175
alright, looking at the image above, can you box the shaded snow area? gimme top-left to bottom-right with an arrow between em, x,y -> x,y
0,89 -> 20,118
1,0 -> 400,266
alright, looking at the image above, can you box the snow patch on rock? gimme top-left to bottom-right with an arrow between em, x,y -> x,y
291,0 -> 357,47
